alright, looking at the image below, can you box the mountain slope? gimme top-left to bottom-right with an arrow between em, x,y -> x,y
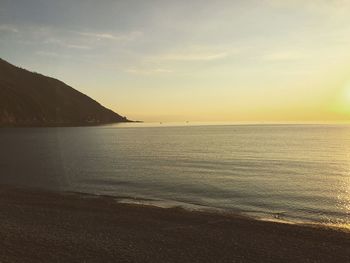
0,58 -> 130,126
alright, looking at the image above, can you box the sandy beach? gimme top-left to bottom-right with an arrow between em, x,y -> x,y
0,186 -> 348,263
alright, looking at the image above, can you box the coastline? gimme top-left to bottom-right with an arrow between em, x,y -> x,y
1,185 -> 349,262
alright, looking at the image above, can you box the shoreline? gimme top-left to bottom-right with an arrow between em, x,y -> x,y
4,184 -> 350,232
117,197 -> 350,231
1,185 -> 349,262
61,188 -> 350,232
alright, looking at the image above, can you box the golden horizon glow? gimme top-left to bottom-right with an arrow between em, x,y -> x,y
2,0 -> 350,122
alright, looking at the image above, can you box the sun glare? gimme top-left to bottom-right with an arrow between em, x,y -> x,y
343,82 -> 350,103
331,81 -> 350,116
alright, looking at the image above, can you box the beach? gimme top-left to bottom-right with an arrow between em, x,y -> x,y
0,186 -> 349,263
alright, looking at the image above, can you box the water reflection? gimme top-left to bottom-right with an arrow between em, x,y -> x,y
1,124 -> 350,226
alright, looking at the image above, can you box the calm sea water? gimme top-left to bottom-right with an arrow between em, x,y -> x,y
1,123 -> 349,226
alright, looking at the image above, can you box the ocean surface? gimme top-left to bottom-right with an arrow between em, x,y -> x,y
1,123 -> 349,226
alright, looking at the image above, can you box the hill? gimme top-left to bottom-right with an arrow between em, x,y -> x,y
0,58 -> 130,126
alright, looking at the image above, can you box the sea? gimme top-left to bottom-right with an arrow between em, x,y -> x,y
1,123 -> 349,227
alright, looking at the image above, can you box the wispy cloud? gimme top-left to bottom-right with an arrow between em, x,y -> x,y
43,37 -> 92,50
158,51 -> 229,61
35,51 -> 70,58
262,51 -> 307,61
65,44 -> 91,50
78,31 -> 143,42
266,0 -> 350,16
125,68 -> 174,75
79,32 -> 116,40
147,46 -> 237,62
0,24 -> 18,33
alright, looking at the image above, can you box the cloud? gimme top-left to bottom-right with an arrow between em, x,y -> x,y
0,24 -> 18,33
158,51 -> 229,61
262,51 -> 307,61
265,0 -> 350,16
35,51 -> 70,58
78,31 -> 143,41
64,44 -> 91,50
145,45 -> 241,63
125,68 -> 174,75
43,37 -> 92,50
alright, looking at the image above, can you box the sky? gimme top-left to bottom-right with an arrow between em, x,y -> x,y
1,0 -> 350,122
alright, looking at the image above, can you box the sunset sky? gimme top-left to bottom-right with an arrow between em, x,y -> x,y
1,0 -> 350,122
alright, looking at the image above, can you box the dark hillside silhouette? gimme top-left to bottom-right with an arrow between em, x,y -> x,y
0,58 -> 130,126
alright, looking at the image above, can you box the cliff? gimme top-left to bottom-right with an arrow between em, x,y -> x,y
0,58 -> 130,126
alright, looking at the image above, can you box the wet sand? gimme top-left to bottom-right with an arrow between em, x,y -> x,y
0,186 -> 349,263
